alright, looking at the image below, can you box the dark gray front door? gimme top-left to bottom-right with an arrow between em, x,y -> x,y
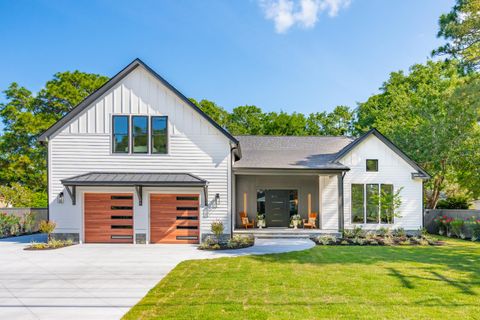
265,190 -> 290,227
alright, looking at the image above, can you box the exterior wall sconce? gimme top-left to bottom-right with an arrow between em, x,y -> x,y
57,192 -> 64,204
215,193 -> 220,205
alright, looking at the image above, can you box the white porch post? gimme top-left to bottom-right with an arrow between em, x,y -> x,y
337,173 -> 345,232
318,175 -> 322,229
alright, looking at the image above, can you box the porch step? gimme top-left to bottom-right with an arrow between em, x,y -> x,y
254,234 -> 313,239
233,228 -> 341,239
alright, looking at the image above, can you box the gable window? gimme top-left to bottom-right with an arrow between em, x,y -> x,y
366,159 -> 378,172
112,116 -> 129,153
151,116 -> 168,154
132,116 -> 148,153
351,183 -> 394,224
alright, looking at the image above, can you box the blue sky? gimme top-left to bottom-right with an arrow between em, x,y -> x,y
0,0 -> 453,132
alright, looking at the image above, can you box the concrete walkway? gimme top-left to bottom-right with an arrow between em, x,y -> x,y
0,234 -> 314,320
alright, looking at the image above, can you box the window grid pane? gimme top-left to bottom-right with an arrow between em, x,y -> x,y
151,116 -> 168,154
366,184 -> 379,223
113,116 -> 129,153
132,116 -> 148,153
351,184 -> 365,223
381,184 -> 394,224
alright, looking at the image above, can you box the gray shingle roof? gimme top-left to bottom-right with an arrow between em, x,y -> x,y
233,136 -> 355,170
62,172 -> 207,186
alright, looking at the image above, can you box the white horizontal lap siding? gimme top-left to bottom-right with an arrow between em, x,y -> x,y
320,175 -> 339,230
340,135 -> 423,231
48,66 -> 232,237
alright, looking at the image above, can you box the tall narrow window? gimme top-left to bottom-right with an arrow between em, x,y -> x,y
132,116 -> 148,153
366,184 -> 379,223
380,184 -> 394,223
112,116 -> 129,153
351,184 -> 365,223
151,116 -> 168,154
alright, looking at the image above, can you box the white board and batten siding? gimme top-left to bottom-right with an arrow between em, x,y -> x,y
48,66 -> 232,241
338,135 -> 423,231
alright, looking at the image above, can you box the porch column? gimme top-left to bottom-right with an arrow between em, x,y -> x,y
337,173 -> 345,232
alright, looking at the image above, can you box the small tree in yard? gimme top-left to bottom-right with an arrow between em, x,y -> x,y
39,220 -> 56,242
372,187 -> 403,224
211,220 -> 224,243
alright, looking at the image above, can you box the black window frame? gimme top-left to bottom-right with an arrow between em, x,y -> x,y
112,115 -> 130,154
151,116 -> 168,154
131,115 -> 149,154
366,159 -> 379,172
351,183 -> 395,225
351,184 -> 365,224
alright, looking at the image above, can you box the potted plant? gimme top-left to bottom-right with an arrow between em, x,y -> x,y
291,214 -> 302,229
257,213 -> 266,229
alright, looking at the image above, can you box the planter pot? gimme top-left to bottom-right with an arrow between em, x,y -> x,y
257,220 -> 266,229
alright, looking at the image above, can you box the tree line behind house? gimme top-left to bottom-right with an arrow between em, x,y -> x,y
0,0 -> 479,210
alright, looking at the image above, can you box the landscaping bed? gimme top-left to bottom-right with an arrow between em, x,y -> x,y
198,234 -> 254,250
312,227 -> 442,246
24,239 -> 75,250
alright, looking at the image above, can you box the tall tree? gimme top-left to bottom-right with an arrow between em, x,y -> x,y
264,111 -> 307,136
227,105 -> 266,135
189,98 -> 229,128
0,71 -> 108,192
433,0 -> 480,70
306,106 -> 353,136
356,60 -> 480,208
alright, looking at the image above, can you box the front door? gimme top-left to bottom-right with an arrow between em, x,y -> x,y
265,190 -> 290,227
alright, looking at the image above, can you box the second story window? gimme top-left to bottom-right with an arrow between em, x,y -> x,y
132,116 -> 148,153
112,116 -> 129,153
151,116 -> 168,154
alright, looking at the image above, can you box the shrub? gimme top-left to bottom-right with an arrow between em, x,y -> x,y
27,239 -> 73,250
377,227 -> 392,237
210,220 -> 224,242
0,213 -> 22,237
343,226 -> 364,239
39,220 -> 56,241
343,229 -> 355,239
434,215 -> 453,235
436,196 -> 470,209
450,219 -> 465,238
393,228 -> 406,238
317,235 -> 337,245
227,235 -> 254,249
467,217 -> 480,241
21,212 -> 36,233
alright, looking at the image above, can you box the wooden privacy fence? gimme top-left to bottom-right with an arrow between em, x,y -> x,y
0,208 -> 48,232
424,209 -> 480,237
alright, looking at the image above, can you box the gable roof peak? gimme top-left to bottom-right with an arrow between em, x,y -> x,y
38,58 -> 239,145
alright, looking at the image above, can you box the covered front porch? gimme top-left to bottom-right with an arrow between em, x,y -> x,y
232,169 -> 346,235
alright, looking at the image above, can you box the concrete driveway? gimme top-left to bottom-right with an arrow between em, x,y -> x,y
0,234 -> 314,320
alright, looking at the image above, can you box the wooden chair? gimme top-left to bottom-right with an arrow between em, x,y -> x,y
239,212 -> 255,229
303,213 -> 317,229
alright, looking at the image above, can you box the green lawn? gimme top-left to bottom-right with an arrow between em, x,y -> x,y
123,238 -> 480,320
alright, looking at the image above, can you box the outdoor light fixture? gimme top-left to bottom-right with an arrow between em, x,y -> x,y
215,193 -> 220,205
58,192 -> 64,204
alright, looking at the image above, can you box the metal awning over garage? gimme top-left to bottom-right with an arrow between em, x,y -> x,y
61,172 -> 208,206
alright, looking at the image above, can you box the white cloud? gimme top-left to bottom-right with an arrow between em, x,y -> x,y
259,0 -> 351,33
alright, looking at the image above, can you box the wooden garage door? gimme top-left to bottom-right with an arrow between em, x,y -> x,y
150,194 -> 199,244
84,193 -> 134,243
